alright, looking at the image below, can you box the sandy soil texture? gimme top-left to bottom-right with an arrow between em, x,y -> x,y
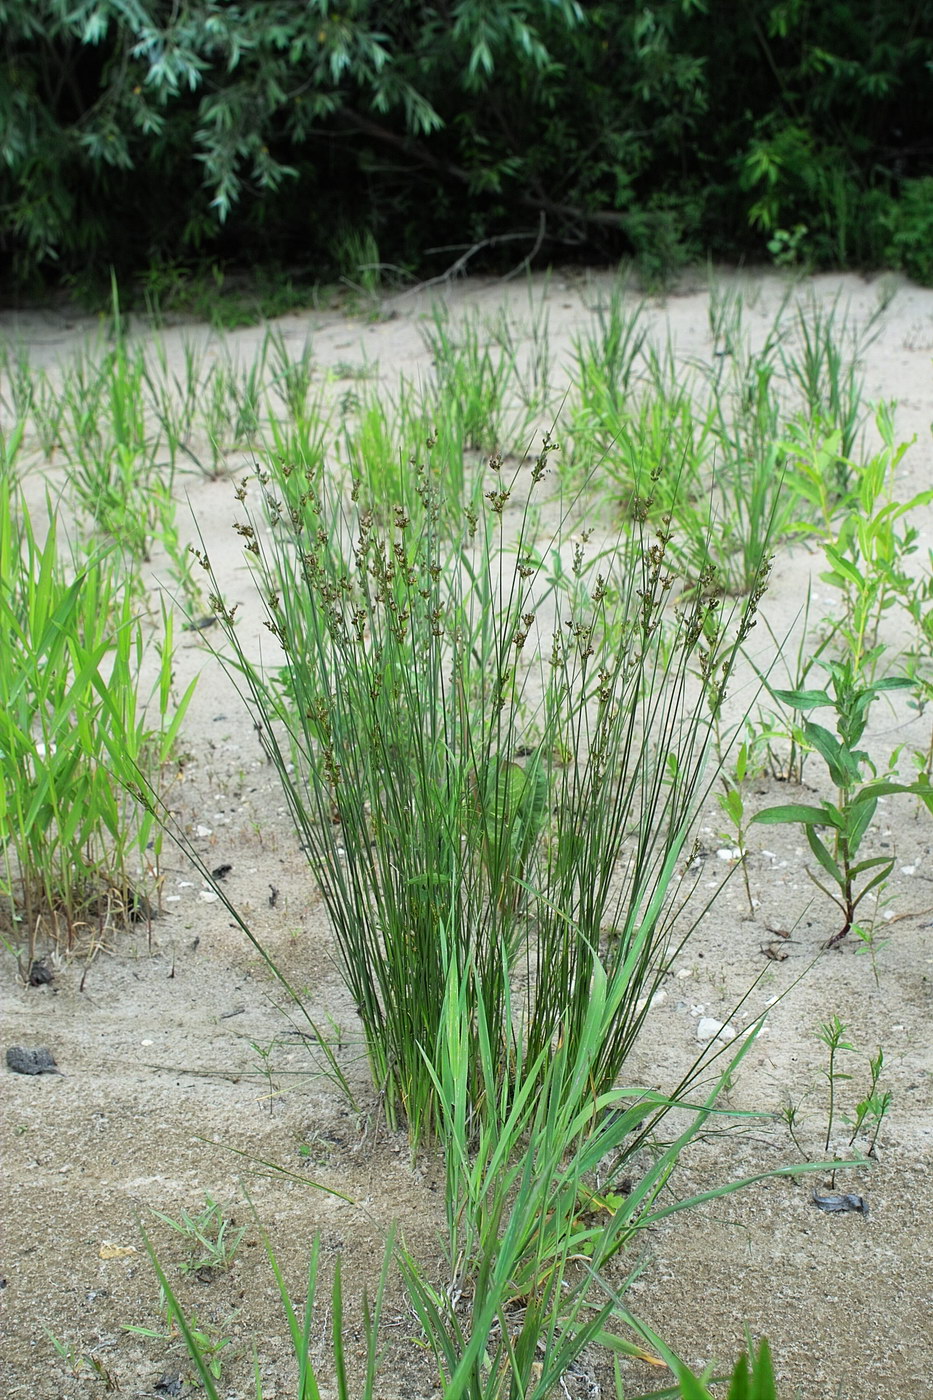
2,269 -> 933,1399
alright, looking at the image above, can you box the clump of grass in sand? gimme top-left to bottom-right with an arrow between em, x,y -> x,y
0,480 -> 195,964
200,427 -> 770,1146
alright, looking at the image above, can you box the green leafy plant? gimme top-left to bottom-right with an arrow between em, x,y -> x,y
400,947 -> 834,1400
848,1046 -> 892,1155
779,1019 -> 891,1174
421,304 -> 532,454
816,1013 -> 854,1157
128,1310 -> 233,1377
0,395 -> 28,479
780,293 -> 880,463
698,302 -> 792,595
785,406 -> 933,675
141,334 -> 214,473
4,0 -> 932,289
570,286 -> 648,447
571,286 -> 806,599
885,176 -> 933,286
334,225 -> 383,300
0,342 -> 36,466
899,569 -> 933,781
126,1308 -> 235,1383
55,286 -> 179,564
752,659 -> 933,943
488,292 -> 554,419
744,584 -> 837,784
251,1037 -> 284,1114
0,482 -> 195,962
767,223 -> 809,267
339,387 -> 435,519
265,327 -> 318,422
149,1194 -> 246,1276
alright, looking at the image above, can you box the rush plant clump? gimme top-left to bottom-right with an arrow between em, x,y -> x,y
203,429 -> 772,1145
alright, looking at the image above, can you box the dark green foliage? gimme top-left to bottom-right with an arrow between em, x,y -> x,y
2,1 -> 933,289
884,177 -> 933,285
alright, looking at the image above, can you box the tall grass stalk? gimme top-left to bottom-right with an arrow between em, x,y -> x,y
572,287 -> 648,420
421,305 -> 534,454
404,954 -> 847,1399
781,292 -> 877,467
142,335 -> 217,476
55,333 -> 178,563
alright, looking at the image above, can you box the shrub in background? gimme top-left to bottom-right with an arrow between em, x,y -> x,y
885,177 -> 933,286
3,1 -> 933,289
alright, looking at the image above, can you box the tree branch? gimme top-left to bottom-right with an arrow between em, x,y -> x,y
340,107 -> 630,236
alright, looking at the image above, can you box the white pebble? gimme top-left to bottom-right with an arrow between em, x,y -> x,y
635,988 -> 668,1014
697,1017 -> 737,1045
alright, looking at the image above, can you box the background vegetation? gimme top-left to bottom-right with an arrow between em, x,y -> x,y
3,0 -> 933,297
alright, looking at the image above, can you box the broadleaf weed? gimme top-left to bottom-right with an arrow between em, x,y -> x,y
752,658 -> 933,944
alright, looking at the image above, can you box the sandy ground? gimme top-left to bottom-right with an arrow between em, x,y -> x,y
2,268 -> 933,1399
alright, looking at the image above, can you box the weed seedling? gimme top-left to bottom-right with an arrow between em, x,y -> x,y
779,1019 -> 891,1176
251,1037 -> 281,1114
848,1046 -> 892,1154
852,914 -> 892,985
149,1194 -> 246,1276
45,1329 -> 119,1389
125,1305 -> 236,1382
752,657 -> 933,944
140,1203 -> 392,1400
777,1099 -> 810,1161
715,741 -> 755,913
817,1014 -> 854,1158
